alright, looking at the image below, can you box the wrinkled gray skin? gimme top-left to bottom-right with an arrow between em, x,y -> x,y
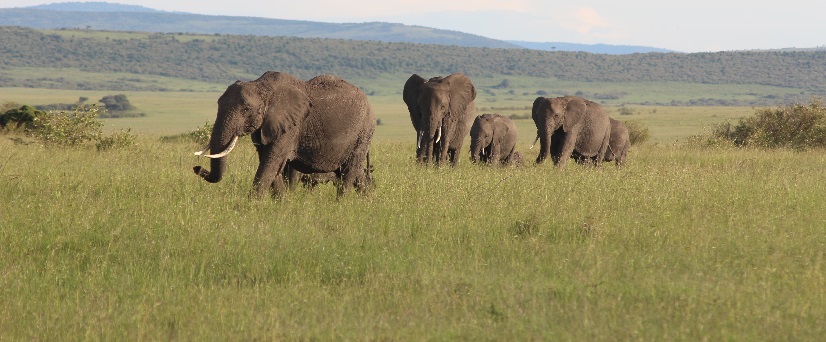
532,96 -> 611,167
403,73 -> 477,166
602,118 -> 630,167
469,114 -> 520,165
193,71 -> 375,198
563,118 -> 630,167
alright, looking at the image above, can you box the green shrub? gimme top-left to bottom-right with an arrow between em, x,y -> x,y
99,94 -> 136,111
1,105 -> 43,130
159,121 -> 213,144
709,97 -> 826,149
624,120 -> 650,145
30,106 -> 103,146
96,128 -> 137,151
188,121 -> 214,145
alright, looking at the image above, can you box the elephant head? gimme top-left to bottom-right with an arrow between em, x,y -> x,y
403,73 -> 476,164
193,71 -> 310,183
531,96 -> 587,164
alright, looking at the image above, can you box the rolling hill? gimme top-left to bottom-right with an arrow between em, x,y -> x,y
1,26 -> 825,96
0,1 -> 669,53
0,3 -> 518,49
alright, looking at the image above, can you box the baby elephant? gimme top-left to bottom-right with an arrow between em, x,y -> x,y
469,114 -> 521,165
567,118 -> 630,167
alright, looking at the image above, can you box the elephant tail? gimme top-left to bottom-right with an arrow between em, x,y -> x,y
366,150 -> 373,173
365,150 -> 375,181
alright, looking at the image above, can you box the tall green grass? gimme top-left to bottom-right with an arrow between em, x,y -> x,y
1,136 -> 823,340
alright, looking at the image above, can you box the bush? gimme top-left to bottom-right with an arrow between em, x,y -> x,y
158,121 -> 213,144
30,106 -> 103,146
99,94 -> 136,111
618,105 -> 635,115
624,120 -> 650,145
709,97 -> 826,149
96,128 -> 137,151
1,105 -> 43,130
189,121 -> 213,145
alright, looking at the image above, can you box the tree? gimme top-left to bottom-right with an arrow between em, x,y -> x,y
0,105 -> 42,129
99,94 -> 135,111
493,79 -> 511,89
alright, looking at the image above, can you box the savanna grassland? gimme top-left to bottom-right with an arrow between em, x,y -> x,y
1,67 -> 825,339
1,134 -> 824,340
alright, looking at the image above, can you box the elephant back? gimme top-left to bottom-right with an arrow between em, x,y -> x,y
295,76 -> 375,172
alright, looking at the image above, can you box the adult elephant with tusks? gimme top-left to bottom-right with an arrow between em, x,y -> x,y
531,95 -> 611,167
403,73 -> 476,166
193,71 -> 375,198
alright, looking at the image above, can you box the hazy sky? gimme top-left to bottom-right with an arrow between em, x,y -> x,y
4,0 -> 825,52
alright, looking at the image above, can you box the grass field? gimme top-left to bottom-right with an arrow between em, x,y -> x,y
2,75 -> 824,339
0,135 -> 823,339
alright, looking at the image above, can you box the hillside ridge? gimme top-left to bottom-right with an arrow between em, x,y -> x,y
0,1 -> 663,53
1,26 -> 825,95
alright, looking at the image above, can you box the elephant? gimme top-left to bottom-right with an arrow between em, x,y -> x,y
193,71 -> 375,198
559,118 -> 630,168
284,161 -> 374,191
531,96 -> 611,167
403,73 -> 477,166
469,113 -> 520,165
285,167 -> 340,190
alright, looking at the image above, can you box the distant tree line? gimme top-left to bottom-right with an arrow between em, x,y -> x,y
1,26 -> 826,93
29,94 -> 144,118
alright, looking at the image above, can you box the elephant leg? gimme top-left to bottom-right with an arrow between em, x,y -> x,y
595,130 -> 611,167
440,121 -> 459,166
283,163 -> 301,191
339,137 -> 371,195
556,131 -> 579,167
616,149 -> 627,168
447,148 -> 459,167
490,144 -> 502,165
252,145 -> 289,198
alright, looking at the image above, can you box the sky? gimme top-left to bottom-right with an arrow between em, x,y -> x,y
3,0 -> 825,52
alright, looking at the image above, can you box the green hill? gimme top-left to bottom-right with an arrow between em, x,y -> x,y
0,7 -> 519,49
1,26 -> 825,96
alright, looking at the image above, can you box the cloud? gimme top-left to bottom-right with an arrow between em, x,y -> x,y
268,0 -> 532,19
559,6 -> 626,41
566,7 -> 607,34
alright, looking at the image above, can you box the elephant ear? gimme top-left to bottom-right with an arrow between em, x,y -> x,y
531,97 -> 549,122
259,85 -> 311,146
563,97 -> 587,132
403,74 -> 426,132
446,73 -> 476,115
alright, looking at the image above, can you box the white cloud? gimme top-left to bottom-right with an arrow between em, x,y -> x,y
258,0 -> 532,19
553,6 -> 626,42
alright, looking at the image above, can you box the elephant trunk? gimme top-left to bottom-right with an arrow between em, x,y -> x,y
470,136 -> 485,163
193,117 -> 237,183
470,139 -> 480,163
536,127 -> 552,164
418,117 -> 439,163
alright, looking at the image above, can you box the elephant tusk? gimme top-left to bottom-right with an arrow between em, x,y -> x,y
202,136 -> 239,159
435,125 -> 442,144
417,130 -> 423,149
530,135 -> 539,150
193,143 -> 210,156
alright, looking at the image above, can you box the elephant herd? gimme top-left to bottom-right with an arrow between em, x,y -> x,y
193,71 -> 631,198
